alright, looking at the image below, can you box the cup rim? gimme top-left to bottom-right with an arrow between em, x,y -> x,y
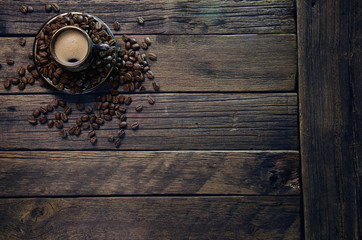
50,25 -> 92,69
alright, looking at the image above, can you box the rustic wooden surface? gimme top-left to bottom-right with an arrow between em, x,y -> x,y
0,35 -> 297,92
0,0 -> 302,239
298,0 -> 361,239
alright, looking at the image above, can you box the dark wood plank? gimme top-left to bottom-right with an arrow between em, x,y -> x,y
0,151 -> 299,197
0,34 -> 297,93
0,196 -> 300,239
297,0 -> 361,239
0,93 -> 298,150
0,0 -> 296,35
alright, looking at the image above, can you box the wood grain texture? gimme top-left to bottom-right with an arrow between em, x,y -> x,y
0,196 -> 300,239
298,0 -> 361,239
0,151 -> 299,197
0,34 -> 297,93
0,0 -> 296,35
0,93 -> 298,150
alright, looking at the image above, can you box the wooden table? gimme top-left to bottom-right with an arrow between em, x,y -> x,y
0,0 -> 360,239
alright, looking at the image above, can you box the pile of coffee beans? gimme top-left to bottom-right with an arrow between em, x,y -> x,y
35,12 -> 117,94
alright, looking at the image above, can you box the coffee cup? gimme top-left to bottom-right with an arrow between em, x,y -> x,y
50,26 -> 94,72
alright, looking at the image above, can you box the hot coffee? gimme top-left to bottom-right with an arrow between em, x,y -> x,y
53,28 -> 90,65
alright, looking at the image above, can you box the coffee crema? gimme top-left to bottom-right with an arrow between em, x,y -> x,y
53,29 -> 89,65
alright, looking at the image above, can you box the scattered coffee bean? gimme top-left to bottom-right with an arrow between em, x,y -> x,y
54,120 -> 63,129
11,78 -> 20,85
113,21 -> 120,30
47,119 -> 54,128
27,6 -> 34,13
28,52 -> 33,59
39,115 -> 47,124
140,41 -> 148,50
76,103 -> 84,110
92,123 -> 100,130
32,109 -> 40,117
119,121 -> 127,129
17,67 -> 26,76
107,135 -> 114,142
95,118 -> 104,125
90,136 -> 97,145
51,3 -> 60,12
82,123 -> 90,130
147,95 -> 155,104
144,37 -> 152,46
88,129 -> 96,137
76,118 -> 82,127
18,37 -> 26,46
68,126 -> 76,135
19,5 -> 27,13
45,4 -> 52,12
30,70 -> 39,79
74,127 -> 81,136
124,96 -> 132,105
148,53 -> 157,61
152,81 -> 160,91
114,138 -> 121,147
64,105 -> 72,115
40,106 -> 47,114
27,63 -> 35,72
85,106 -> 93,114
18,82 -> 25,90
104,114 -> 112,121
58,100 -> 66,108
52,99 -> 59,107
28,116 -> 37,125
146,70 -> 154,79
47,104 -> 54,112
6,57 -> 14,65
28,76 -> 35,85
135,104 -> 143,112
55,112 -> 61,120
131,121 -> 139,130
61,113 -> 68,122
120,114 -> 127,121
118,129 -> 125,137
59,129 -> 67,138
3,79 -> 11,89
136,16 -> 144,24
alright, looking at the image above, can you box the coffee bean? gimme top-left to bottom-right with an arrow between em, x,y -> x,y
28,116 -> 37,125
6,57 -> 14,65
144,37 -> 152,46
52,99 -> 59,107
107,135 -> 114,142
55,112 -> 61,120
91,123 -> 100,130
68,126 -> 76,135
74,127 -> 81,136
136,17 -> 145,24
28,76 -> 35,85
39,115 -> 47,124
18,82 -> 25,90
124,96 -> 132,105
82,123 -> 90,130
140,42 -> 148,50
95,118 -> 104,125
3,79 -> 11,89
27,6 -> 34,13
81,115 -> 89,122
28,52 -> 33,59
20,77 -> 28,84
10,78 -> 19,85
64,105 -> 72,115
119,121 -> 127,129
114,138 -> 121,147
17,67 -> 25,76
19,5 -> 27,13
152,81 -> 160,91
54,120 -> 63,129
51,3 -> 60,12
110,89 -> 119,96
118,129 -> 126,137
104,114 -> 112,121
59,129 -> 67,138
47,104 -> 54,112
27,63 -> 35,72
40,106 -> 47,114
113,21 -> 120,31
30,70 -> 39,79
58,100 -> 66,108
147,95 -> 155,104
148,53 -> 157,61
76,119 -> 82,127
146,70 -> 154,79
88,129 -> 96,137
120,114 -> 127,121
132,43 -> 140,50
131,121 -> 139,130
89,115 -> 96,124
76,103 -> 84,110
85,106 -> 93,114
135,104 -> 143,112
18,37 -> 26,46
90,136 -> 97,145
61,113 -> 68,122
47,119 -> 54,128
45,4 -> 52,12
